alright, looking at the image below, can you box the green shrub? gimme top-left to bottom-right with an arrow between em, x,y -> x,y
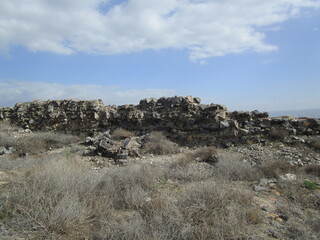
304,179 -> 320,190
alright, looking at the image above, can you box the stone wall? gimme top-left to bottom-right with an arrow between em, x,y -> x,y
1,96 -> 319,142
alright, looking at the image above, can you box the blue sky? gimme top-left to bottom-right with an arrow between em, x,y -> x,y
0,0 -> 319,111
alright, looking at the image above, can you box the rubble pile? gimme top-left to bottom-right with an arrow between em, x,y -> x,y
84,130 -> 142,163
1,96 -> 319,142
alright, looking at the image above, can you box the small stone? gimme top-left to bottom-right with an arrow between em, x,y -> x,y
103,130 -> 111,138
254,185 -> 268,192
279,173 -> 297,181
259,178 -> 270,187
220,120 -> 230,129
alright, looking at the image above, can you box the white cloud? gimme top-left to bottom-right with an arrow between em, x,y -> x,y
0,80 -> 176,107
0,0 -> 319,61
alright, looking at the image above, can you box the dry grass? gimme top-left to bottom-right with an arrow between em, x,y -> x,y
112,128 -> 135,140
258,160 -> 298,179
2,152 -> 261,239
176,180 -> 258,239
16,132 -> 79,155
1,130 -> 79,156
274,180 -> 320,240
2,156 -> 163,239
143,131 -> 178,155
0,133 -> 15,149
174,151 -> 260,182
0,121 -> 22,132
6,156 -> 96,238
1,129 -> 318,239
177,146 -> 218,166
214,152 -> 261,181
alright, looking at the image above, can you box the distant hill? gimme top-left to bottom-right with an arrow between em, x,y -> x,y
269,108 -> 320,118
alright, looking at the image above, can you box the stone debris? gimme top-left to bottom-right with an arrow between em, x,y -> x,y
254,178 -> 277,192
279,173 -> 297,181
0,147 -> 14,155
84,131 -> 143,163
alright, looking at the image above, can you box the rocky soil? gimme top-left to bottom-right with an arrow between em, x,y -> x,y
0,117 -> 319,239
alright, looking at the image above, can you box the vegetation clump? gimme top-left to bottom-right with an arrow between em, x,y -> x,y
269,126 -> 289,140
112,128 -> 135,140
142,131 -> 178,155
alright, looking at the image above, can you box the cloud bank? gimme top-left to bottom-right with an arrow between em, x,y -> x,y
1,0 -> 319,61
0,80 -> 176,107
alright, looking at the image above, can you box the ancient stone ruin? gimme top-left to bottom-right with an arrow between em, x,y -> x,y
1,96 -> 319,146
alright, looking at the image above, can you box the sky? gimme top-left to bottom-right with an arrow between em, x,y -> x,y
0,0 -> 319,112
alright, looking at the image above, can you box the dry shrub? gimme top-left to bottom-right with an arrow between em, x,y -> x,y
309,137 -> 320,150
168,162 -> 215,182
15,132 -> 79,155
172,150 -> 260,182
304,164 -> 320,177
275,182 -> 320,240
214,152 -> 261,181
258,160 -> 297,179
177,146 -> 218,166
8,156 -> 97,239
0,121 -> 22,132
143,131 -> 178,155
4,157 -> 163,239
0,133 -> 15,148
269,126 -> 289,140
177,180 -> 258,239
279,181 -> 320,210
112,128 -> 135,140
246,209 -> 261,225
96,210 -> 147,240
3,152 -> 263,240
309,218 -> 320,233
95,165 -> 160,210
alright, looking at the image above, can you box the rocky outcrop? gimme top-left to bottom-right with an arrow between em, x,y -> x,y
1,97 -> 319,143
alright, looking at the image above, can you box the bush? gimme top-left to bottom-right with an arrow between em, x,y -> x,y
15,132 -> 80,155
143,131 -> 178,155
269,126 -> 289,140
4,156 -> 163,239
214,152 -> 261,181
177,146 -> 218,166
3,151 -> 263,239
112,128 -> 135,140
95,164 -> 160,209
0,121 -> 22,132
258,160 -> 298,179
304,179 -> 320,190
304,164 -> 320,177
309,137 -> 320,150
0,133 -> 15,148
7,156 -> 96,239
176,180 -> 258,239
